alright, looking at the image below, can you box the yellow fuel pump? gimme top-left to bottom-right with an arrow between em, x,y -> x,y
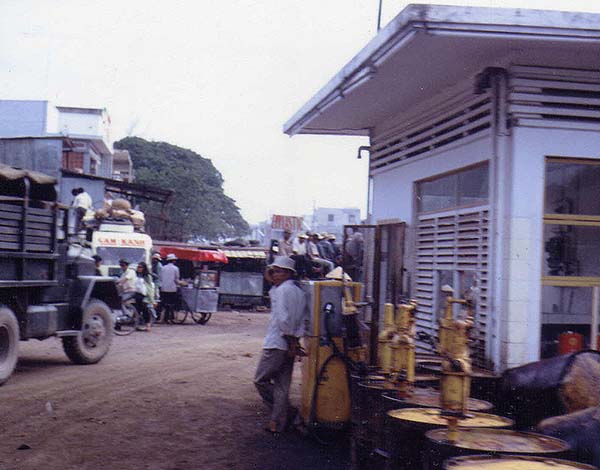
439,289 -> 475,441
378,303 -> 396,375
299,275 -> 365,429
389,300 -> 418,396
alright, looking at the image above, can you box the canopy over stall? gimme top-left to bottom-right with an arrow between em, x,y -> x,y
158,246 -> 228,264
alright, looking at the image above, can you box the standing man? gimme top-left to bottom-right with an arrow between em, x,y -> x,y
151,253 -> 162,303
71,187 -> 93,231
254,256 -> 307,434
278,229 -> 294,257
159,253 -> 180,324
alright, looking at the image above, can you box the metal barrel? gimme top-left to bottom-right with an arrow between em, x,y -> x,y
382,388 -> 493,414
498,350 -> 600,429
350,372 -> 387,469
384,408 -> 513,470
357,380 -> 397,448
443,454 -> 597,470
424,428 -> 571,470
379,390 -> 493,467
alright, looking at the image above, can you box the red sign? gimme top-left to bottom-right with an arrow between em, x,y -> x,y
271,215 -> 303,231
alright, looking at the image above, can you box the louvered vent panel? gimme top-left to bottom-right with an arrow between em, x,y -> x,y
414,208 -> 489,367
509,65 -> 600,129
370,89 -> 492,174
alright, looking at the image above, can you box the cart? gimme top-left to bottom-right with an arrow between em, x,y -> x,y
158,246 -> 228,324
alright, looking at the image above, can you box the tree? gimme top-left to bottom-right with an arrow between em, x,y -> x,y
114,137 -> 249,241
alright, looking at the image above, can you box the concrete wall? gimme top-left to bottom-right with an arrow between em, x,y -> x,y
58,111 -> 101,137
501,126 -> 600,368
0,100 -> 47,137
0,138 -> 63,177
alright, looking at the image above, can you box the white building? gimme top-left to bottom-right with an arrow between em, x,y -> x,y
285,5 -> 600,371
310,207 -> 361,241
0,100 -> 113,178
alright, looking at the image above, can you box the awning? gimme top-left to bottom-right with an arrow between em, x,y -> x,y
159,246 -> 228,264
222,249 -> 267,260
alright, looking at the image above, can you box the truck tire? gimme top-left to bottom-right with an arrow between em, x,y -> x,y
63,300 -> 113,365
0,307 -> 19,385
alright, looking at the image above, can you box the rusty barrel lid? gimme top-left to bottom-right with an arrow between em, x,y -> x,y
396,389 -> 492,411
426,428 -> 569,454
359,375 -> 439,391
444,454 -> 596,470
359,379 -> 397,391
387,408 -> 513,428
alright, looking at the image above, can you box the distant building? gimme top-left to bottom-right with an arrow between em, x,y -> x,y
112,149 -> 134,182
310,207 -> 361,241
0,100 -> 113,206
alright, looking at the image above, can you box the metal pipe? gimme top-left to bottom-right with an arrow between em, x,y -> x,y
377,0 -> 383,31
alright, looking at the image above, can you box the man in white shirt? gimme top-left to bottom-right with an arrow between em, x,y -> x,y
71,187 -> 93,231
116,259 -> 136,300
278,229 -> 293,257
254,256 -> 307,434
159,253 -> 180,324
292,233 -> 307,256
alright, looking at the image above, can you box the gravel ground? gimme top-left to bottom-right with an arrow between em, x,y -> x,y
0,311 -> 349,470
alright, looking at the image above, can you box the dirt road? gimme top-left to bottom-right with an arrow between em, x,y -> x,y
0,311 -> 349,470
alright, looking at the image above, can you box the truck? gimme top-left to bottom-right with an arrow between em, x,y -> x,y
0,165 -> 120,385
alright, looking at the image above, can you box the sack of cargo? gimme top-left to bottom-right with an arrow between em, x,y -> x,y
130,209 -> 145,228
111,198 -> 131,211
110,209 -> 131,220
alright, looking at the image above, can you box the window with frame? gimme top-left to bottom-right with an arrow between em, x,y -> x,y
416,162 -> 489,213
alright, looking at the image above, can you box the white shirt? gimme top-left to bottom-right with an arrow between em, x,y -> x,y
118,267 -> 136,293
73,192 -> 93,210
278,238 -> 293,256
263,279 -> 307,350
159,263 -> 180,292
292,238 -> 307,255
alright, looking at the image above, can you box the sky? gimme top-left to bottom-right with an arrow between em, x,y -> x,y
1,0 -> 600,225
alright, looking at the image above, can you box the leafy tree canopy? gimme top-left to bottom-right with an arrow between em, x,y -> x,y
114,137 -> 249,241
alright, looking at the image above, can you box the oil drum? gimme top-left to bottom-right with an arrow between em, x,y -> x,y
382,388 -> 493,414
384,408 -> 513,470
357,379 -> 398,447
424,427 -> 570,470
498,350 -> 600,429
350,371 -> 385,431
443,454 -> 597,470
559,332 -> 584,355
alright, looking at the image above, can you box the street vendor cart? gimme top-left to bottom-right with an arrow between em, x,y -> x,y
158,246 -> 227,324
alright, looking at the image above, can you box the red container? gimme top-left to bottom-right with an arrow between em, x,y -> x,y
558,332 -> 584,355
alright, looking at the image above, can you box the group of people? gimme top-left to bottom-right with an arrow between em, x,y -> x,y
115,252 -> 182,330
277,229 -> 341,279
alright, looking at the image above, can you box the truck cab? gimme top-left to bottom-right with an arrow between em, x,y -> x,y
91,222 -> 153,276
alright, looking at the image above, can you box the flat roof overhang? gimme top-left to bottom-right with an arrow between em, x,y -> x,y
284,4 -> 600,137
